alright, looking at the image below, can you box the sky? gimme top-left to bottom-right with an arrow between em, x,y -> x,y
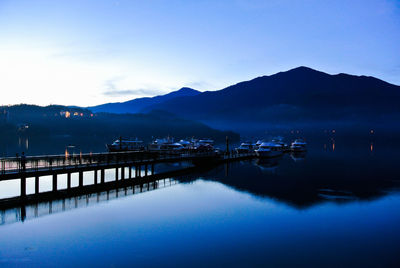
0,0 -> 399,106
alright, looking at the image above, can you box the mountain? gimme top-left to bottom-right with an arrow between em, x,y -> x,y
141,67 -> 400,131
88,87 -> 200,114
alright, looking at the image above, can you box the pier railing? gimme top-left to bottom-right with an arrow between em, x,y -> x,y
0,150 -> 250,175
0,150 -> 256,207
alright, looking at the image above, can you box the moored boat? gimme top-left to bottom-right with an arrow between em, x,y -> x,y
272,137 -> 290,152
235,142 -> 256,154
196,139 -> 215,152
255,142 -> 284,158
148,138 -> 185,152
106,138 -> 144,152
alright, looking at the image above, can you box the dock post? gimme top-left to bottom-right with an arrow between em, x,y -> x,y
35,176 -> 39,194
135,166 -> 138,178
101,169 -> 105,183
52,174 -> 57,192
138,165 -> 141,177
151,164 -> 154,175
115,168 -> 119,181
79,171 -> 83,187
20,176 -> 26,197
145,164 -> 148,177
67,173 -> 71,189
129,166 -> 132,179
94,169 -> 98,185
121,167 -> 125,180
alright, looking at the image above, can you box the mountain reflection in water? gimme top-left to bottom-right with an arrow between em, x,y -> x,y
180,142 -> 400,208
1,140 -> 400,225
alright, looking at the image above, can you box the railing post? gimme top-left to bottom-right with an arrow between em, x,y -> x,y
94,169 -> 98,184
121,167 -> 125,180
115,167 -> 119,181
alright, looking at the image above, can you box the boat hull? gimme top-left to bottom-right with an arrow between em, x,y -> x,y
236,148 -> 252,154
255,150 -> 283,158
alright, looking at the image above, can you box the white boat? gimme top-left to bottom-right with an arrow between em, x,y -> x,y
255,142 -> 284,158
178,139 -> 192,149
271,137 -> 289,151
148,138 -> 185,152
235,142 -> 256,153
291,139 -> 307,152
196,139 -> 215,152
255,140 -> 264,148
106,138 -> 144,152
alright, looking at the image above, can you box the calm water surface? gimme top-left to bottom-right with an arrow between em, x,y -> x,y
0,140 -> 400,267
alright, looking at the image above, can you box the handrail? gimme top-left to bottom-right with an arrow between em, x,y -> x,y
0,150 -> 256,174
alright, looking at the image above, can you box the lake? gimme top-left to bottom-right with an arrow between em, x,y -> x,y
0,138 -> 399,267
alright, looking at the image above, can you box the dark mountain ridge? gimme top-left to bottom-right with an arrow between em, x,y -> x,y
143,67 -> 400,122
89,87 -> 200,114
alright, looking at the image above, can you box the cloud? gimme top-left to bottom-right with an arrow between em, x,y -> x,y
102,77 -> 165,97
184,81 -> 212,90
103,88 -> 164,97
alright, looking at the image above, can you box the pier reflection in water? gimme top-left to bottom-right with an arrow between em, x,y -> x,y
0,178 -> 177,226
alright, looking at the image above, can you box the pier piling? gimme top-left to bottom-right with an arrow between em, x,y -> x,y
79,171 -> 83,187
35,176 -> 39,194
20,176 -> 26,197
52,174 -> 57,192
67,173 -> 71,189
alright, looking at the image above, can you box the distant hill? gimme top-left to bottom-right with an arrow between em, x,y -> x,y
140,67 -> 400,131
88,87 -> 200,114
0,104 -> 238,155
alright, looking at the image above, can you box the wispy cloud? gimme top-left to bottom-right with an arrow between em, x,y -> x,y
184,81 -> 212,90
102,77 -> 165,97
103,88 -> 165,97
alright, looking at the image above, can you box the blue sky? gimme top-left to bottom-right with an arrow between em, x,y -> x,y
0,0 -> 399,106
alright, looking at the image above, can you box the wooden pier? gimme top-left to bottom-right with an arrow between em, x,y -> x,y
0,150 -> 256,207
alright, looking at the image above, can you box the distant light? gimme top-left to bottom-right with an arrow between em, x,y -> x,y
370,129 -> 374,134
73,112 -> 79,116
332,129 -> 336,134
65,111 -> 70,118
90,114 -> 93,117
80,113 -> 83,117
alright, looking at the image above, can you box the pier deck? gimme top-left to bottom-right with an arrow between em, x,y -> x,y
0,150 -> 256,206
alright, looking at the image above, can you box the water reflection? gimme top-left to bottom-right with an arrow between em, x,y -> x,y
0,178 -> 178,226
290,152 -> 306,162
255,158 -> 281,174
180,143 -> 400,209
1,139 -> 400,222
